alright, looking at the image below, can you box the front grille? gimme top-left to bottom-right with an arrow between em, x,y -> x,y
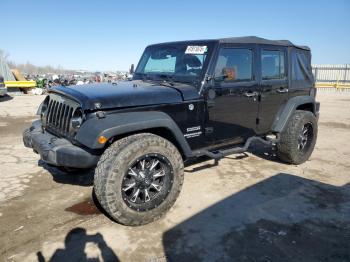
44,93 -> 80,137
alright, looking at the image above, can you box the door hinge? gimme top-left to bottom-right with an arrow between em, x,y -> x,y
207,101 -> 215,108
96,111 -> 106,118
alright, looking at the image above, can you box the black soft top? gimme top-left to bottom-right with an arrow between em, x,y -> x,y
218,36 -> 310,50
152,36 -> 310,51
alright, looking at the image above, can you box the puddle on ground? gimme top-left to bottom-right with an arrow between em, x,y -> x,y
65,198 -> 101,215
0,116 -> 38,136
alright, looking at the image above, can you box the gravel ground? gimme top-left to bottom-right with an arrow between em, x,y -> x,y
0,92 -> 349,262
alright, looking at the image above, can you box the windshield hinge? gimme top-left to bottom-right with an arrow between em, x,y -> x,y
96,111 -> 106,119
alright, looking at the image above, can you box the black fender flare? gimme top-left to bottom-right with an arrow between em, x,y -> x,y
271,96 -> 318,133
75,111 -> 192,157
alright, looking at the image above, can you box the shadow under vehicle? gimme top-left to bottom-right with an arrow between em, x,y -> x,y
163,174 -> 350,262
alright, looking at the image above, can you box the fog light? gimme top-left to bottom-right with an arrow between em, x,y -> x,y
98,136 -> 107,144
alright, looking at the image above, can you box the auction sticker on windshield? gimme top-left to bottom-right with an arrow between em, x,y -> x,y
185,46 -> 207,54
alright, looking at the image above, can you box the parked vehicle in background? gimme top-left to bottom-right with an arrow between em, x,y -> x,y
23,36 -> 320,226
0,75 -> 7,96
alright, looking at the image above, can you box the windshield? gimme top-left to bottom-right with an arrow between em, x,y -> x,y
134,42 -> 214,84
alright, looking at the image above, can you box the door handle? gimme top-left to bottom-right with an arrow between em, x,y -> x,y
276,87 -> 289,93
244,91 -> 258,97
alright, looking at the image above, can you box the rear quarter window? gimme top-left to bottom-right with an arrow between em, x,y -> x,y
290,49 -> 314,89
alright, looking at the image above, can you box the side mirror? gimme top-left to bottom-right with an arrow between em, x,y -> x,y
222,67 -> 236,81
210,67 -> 236,82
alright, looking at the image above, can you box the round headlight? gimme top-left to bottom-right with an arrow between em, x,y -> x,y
71,108 -> 83,129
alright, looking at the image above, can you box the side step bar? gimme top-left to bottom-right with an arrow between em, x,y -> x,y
192,135 -> 280,160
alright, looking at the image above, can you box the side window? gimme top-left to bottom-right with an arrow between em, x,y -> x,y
261,50 -> 286,80
214,48 -> 253,82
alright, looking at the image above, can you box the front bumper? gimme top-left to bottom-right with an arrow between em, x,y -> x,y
23,120 -> 100,168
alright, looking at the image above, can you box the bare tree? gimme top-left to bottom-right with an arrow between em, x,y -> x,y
0,49 -> 10,61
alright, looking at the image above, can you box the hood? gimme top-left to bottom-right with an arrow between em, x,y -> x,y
50,81 -> 200,110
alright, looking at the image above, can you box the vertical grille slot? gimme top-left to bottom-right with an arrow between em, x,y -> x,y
47,100 -> 55,125
59,104 -> 67,130
52,101 -> 59,126
56,103 -> 61,127
63,106 -> 70,134
46,100 -> 54,124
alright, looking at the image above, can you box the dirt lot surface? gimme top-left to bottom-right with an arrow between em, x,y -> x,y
0,93 -> 349,262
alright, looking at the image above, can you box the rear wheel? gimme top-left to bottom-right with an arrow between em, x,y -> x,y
277,110 -> 318,165
94,133 -> 184,226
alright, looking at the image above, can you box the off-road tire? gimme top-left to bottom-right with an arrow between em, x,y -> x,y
94,133 -> 184,226
277,110 -> 318,165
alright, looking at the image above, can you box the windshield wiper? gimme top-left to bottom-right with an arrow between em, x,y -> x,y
159,80 -> 174,87
138,73 -> 176,87
158,74 -> 175,87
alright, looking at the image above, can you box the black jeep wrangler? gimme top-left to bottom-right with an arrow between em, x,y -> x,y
23,36 -> 319,225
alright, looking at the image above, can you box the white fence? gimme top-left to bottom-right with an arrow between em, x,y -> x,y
312,64 -> 350,91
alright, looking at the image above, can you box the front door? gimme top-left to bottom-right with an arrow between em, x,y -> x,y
206,45 -> 260,146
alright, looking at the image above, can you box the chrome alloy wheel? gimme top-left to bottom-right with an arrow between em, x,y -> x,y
121,153 -> 174,212
298,122 -> 313,152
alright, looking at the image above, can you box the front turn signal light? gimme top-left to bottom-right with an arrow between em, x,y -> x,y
98,136 -> 108,144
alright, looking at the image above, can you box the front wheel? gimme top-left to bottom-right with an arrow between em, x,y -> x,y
94,133 -> 184,226
276,110 -> 318,165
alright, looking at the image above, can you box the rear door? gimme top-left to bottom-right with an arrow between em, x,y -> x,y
257,46 -> 289,133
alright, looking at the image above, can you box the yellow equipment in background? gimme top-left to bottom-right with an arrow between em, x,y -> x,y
4,80 -> 36,88
315,82 -> 350,90
11,69 -> 27,81
4,69 -> 36,89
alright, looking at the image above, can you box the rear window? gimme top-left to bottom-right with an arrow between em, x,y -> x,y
261,50 -> 286,80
